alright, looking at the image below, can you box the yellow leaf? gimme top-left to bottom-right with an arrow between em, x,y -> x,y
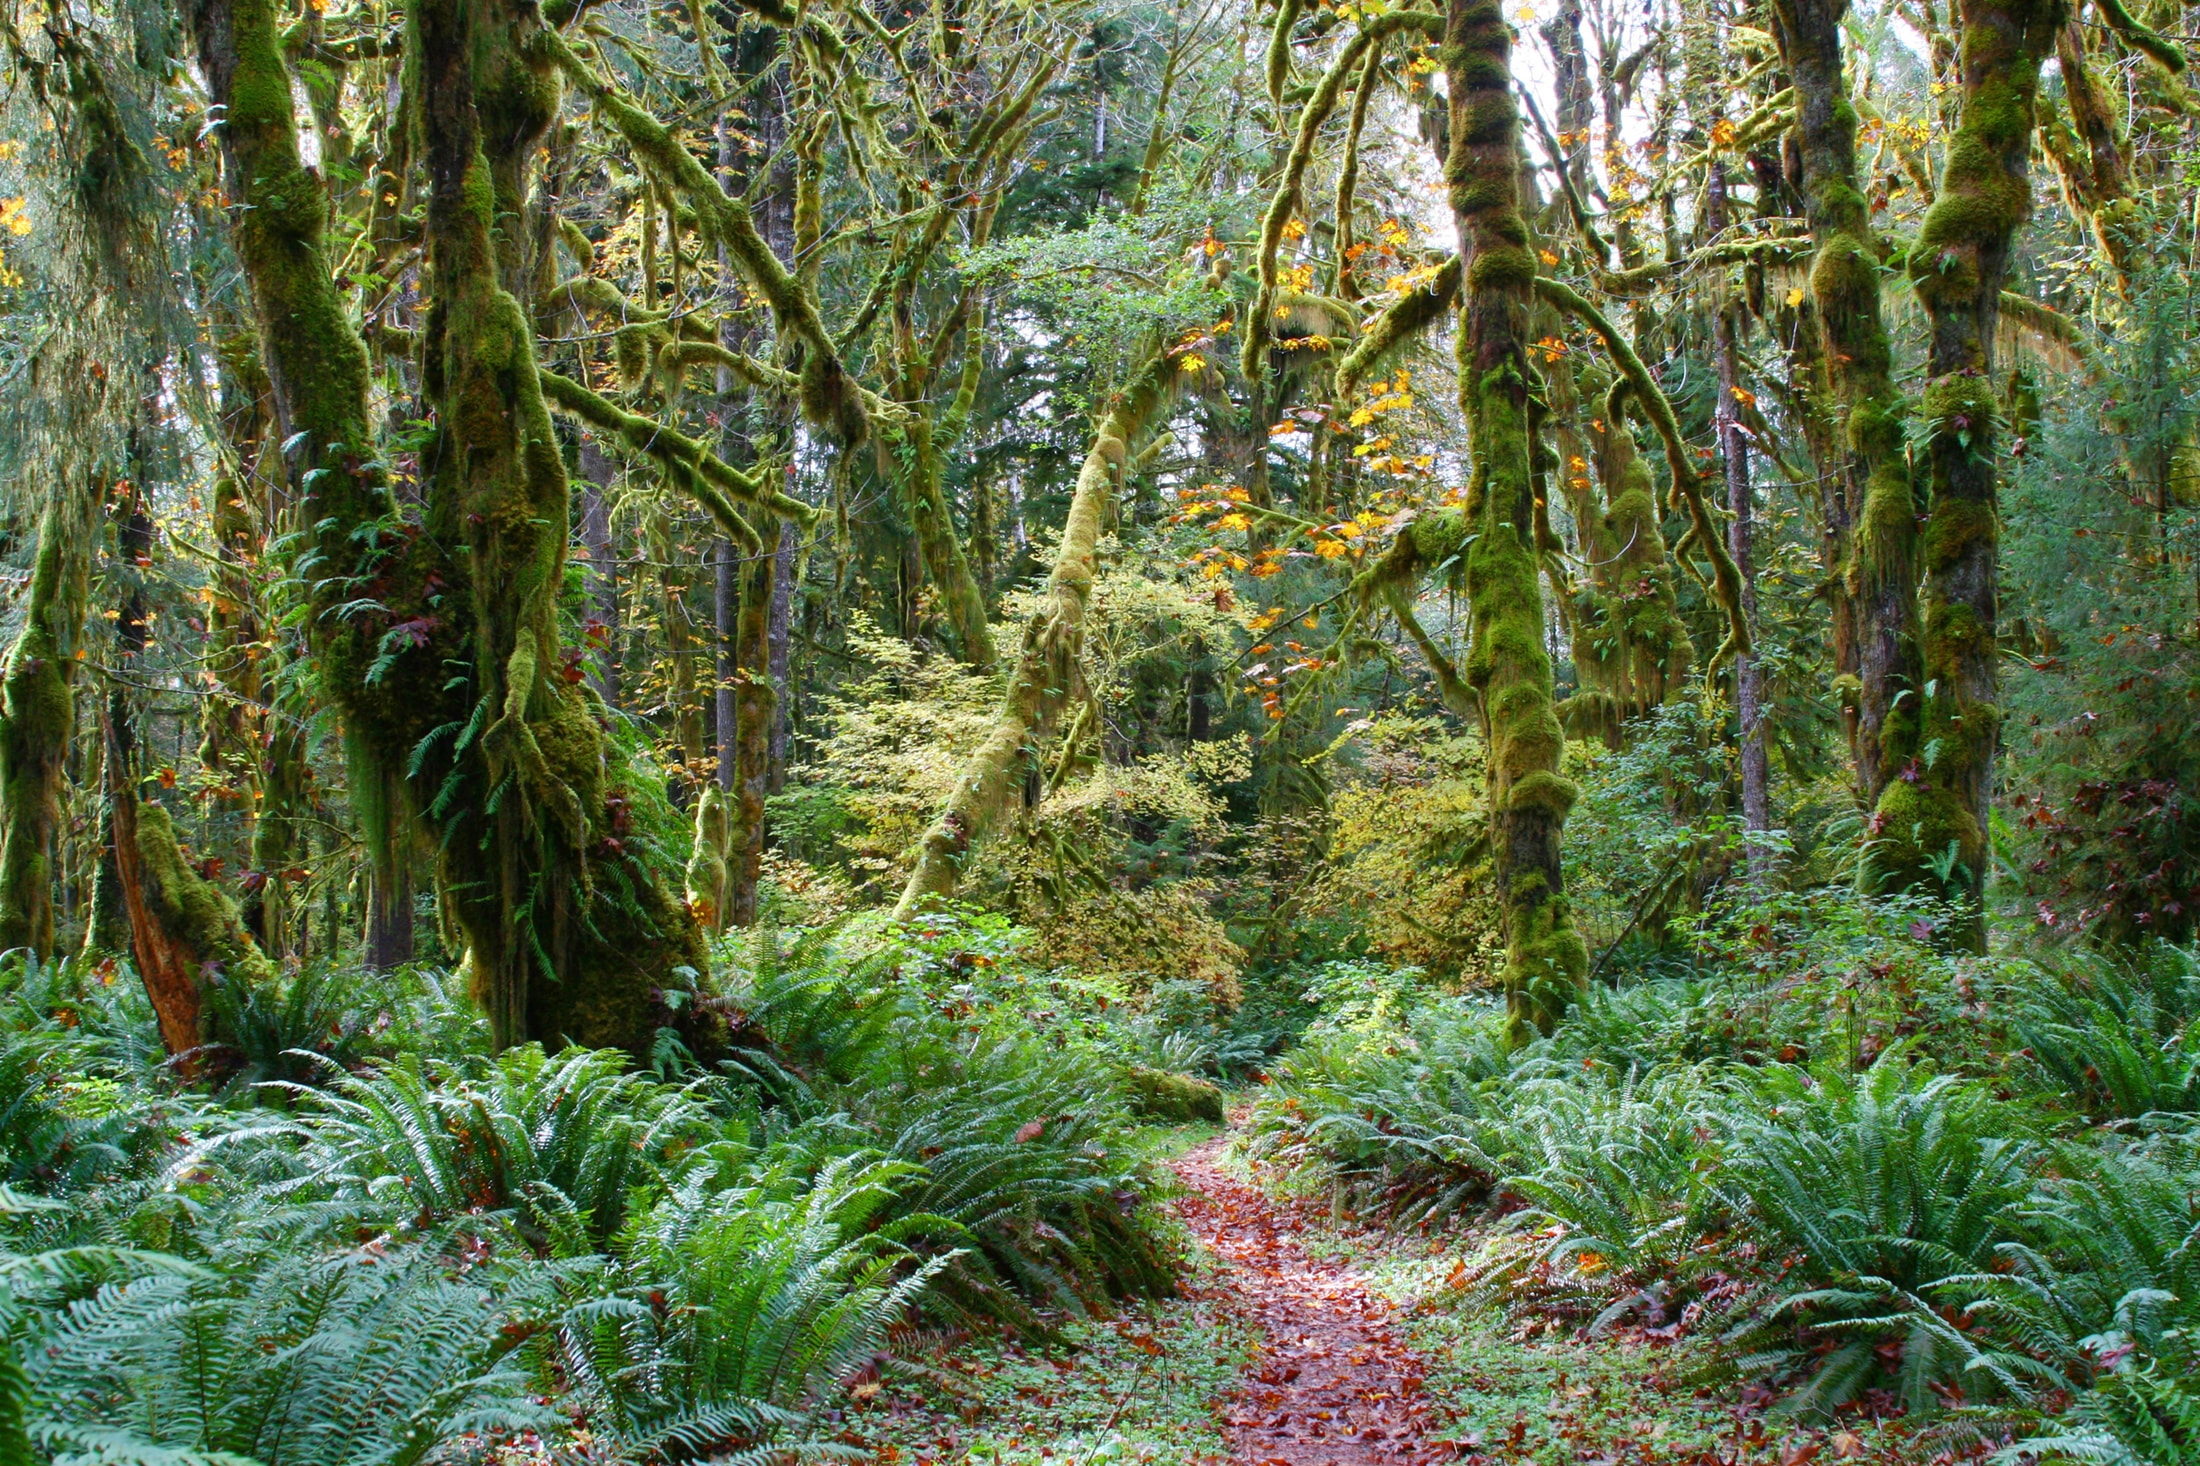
1314,539 -> 1349,559
1730,386 -> 1756,407
1215,511 -> 1252,531
1785,287 -> 1806,307
1281,217 -> 1306,241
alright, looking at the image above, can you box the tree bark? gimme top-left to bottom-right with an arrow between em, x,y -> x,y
1427,0 -> 1589,1038
766,518 -> 796,794
1708,162 -> 1771,885
1898,0 -> 2059,938
577,440 -> 621,706
0,492 -> 91,957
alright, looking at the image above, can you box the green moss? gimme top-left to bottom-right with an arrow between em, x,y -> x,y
1507,770 -> 1579,817
0,497 -> 86,957
1126,1066 -> 1226,1123
1862,775 -> 1983,899
134,800 -> 277,990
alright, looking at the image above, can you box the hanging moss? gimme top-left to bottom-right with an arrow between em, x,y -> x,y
1562,378 -> 1693,741
549,29 -> 872,447
1535,278 -> 1751,665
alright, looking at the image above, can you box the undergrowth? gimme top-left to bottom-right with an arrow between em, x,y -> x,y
1246,893 -> 2200,1462
0,907 -> 1254,1466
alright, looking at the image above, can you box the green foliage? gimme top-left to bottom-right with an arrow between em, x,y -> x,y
271,1044 -> 704,1244
25,1243 -> 546,1466
714,916 -> 1178,1320
1252,883 -> 2200,1435
2015,946 -> 2200,1118
549,1151 -> 945,1460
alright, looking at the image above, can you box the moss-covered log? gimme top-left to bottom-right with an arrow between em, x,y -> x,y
895,352 -> 1183,917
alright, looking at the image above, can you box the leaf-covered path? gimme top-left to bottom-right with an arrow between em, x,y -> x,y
1170,1138 -> 1450,1465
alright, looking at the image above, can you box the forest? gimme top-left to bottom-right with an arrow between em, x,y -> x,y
0,0 -> 2195,1453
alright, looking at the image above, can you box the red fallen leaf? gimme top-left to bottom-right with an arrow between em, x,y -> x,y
1780,1441 -> 1824,1466
1831,1432 -> 1867,1459
1013,1119 -> 1046,1143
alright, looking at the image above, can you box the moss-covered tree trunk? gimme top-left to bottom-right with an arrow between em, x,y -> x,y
186,0 -> 711,1054
1895,0 -> 2061,932
722,550 -> 775,927
412,0 -> 710,1050
0,494 -> 91,957
1438,0 -> 1588,1037
896,354 -> 1179,916
111,764 -> 276,1070
1769,0 -> 1920,813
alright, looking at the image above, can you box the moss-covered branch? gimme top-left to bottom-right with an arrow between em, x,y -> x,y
537,369 -> 810,538
894,352 -> 1184,917
1244,8 -> 1444,380
1534,276 -> 1751,661
1333,254 -> 1460,400
550,29 -> 868,445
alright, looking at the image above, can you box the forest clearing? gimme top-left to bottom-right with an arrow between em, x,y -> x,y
0,0 -> 2196,1454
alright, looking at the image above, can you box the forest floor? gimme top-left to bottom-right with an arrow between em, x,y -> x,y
853,1111 -> 1938,1466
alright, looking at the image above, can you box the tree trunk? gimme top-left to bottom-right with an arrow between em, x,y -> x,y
577,440 -> 621,706
1438,0 -> 1588,1039
723,551 -> 775,927
714,536 -> 737,794
110,757 -> 276,1072
1897,0 -> 2058,939
186,0 -> 712,1055
1708,163 -> 1771,886
1768,0 -> 1919,815
0,492 -> 92,957
897,353 -> 1183,916
766,518 -> 796,794
410,0 -> 713,1051
364,761 -> 415,970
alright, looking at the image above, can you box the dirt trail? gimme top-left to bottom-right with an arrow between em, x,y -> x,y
1170,1138 -> 1451,1466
